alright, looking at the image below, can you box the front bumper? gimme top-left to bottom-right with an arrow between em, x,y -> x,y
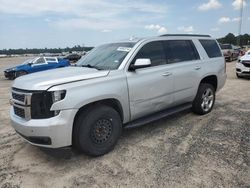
236,63 -> 250,76
4,71 -> 15,79
10,107 -> 78,148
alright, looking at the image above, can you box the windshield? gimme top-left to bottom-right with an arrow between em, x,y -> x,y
22,59 -> 34,65
76,42 -> 136,70
220,44 -> 232,50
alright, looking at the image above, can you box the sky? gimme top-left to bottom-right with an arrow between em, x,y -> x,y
0,0 -> 249,49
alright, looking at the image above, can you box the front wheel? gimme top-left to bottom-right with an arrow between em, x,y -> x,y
15,70 -> 27,78
236,73 -> 242,78
192,83 -> 215,115
73,105 -> 122,156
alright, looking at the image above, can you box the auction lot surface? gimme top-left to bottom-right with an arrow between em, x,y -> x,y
0,57 -> 249,188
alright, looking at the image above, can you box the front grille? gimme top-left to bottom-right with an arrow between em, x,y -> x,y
242,61 -> 250,68
11,88 -> 54,120
31,92 -> 54,119
12,92 -> 25,102
242,71 -> 250,74
14,106 -> 25,118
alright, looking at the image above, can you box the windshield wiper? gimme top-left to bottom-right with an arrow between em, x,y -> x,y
81,64 -> 101,70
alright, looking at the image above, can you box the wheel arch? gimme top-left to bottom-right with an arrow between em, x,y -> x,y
72,98 -> 124,144
200,75 -> 218,91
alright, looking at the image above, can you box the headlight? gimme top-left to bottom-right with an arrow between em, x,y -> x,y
52,90 -> 66,103
51,90 -> 66,116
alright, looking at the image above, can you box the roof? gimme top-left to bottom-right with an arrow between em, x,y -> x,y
159,34 -> 211,38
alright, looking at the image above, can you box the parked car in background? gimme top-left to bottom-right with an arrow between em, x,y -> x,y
64,53 -> 81,63
236,50 -> 250,78
220,44 -> 239,62
4,57 -> 70,79
9,34 -> 226,156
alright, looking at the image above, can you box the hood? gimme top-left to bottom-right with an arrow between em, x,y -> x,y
6,64 -> 30,71
240,54 -> 250,61
12,67 -> 110,90
221,49 -> 230,53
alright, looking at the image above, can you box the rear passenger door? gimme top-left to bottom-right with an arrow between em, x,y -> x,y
126,41 -> 174,120
162,40 -> 202,104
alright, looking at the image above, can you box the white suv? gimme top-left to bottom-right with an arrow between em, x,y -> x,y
10,34 -> 226,156
236,50 -> 250,78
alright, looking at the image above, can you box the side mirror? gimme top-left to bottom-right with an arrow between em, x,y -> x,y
129,58 -> 151,71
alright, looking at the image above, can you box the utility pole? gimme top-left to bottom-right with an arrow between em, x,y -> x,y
238,0 -> 244,46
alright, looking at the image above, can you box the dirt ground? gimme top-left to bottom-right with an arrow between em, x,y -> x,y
0,57 -> 249,188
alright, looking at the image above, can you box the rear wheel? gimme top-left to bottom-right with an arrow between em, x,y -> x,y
15,70 -> 27,78
192,83 -> 215,115
73,105 -> 122,156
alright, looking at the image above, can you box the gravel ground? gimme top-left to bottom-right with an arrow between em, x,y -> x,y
0,57 -> 249,188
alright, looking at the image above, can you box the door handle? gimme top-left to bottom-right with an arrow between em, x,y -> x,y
195,66 -> 201,70
162,72 -> 172,76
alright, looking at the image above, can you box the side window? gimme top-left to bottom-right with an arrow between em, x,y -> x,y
132,41 -> 166,67
34,58 -> 45,64
199,40 -> 222,58
163,40 -> 200,64
45,58 -> 57,63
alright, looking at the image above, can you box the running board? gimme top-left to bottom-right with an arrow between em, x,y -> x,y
124,103 -> 192,129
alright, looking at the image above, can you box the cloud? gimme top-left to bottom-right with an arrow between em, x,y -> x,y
198,0 -> 222,11
232,17 -> 241,22
177,26 -> 194,33
101,29 -> 112,33
211,27 -> 220,31
0,0 -> 168,31
0,0 -> 167,16
232,0 -> 246,10
218,17 -> 230,23
145,24 -> 167,34
218,17 -> 241,23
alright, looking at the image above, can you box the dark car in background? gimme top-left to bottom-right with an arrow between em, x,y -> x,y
64,53 -> 81,63
4,57 -> 70,79
220,44 -> 239,62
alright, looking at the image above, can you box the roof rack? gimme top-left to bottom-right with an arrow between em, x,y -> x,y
160,34 -> 211,37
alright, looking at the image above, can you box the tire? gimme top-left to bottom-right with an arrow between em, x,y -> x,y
16,70 -> 27,78
236,73 -> 242,78
192,83 -> 215,115
229,56 -> 233,62
73,105 -> 122,156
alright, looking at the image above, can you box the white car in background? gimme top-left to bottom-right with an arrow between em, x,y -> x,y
236,50 -> 250,78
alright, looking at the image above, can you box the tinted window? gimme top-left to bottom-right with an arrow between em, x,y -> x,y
133,41 -> 166,67
163,40 -> 200,64
200,40 -> 222,58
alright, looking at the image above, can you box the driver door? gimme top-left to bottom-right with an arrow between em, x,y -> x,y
126,41 -> 174,120
30,57 -> 47,72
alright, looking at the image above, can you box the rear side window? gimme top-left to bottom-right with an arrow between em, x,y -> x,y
163,40 -> 200,64
45,58 -> 57,63
133,41 -> 166,67
200,40 -> 222,58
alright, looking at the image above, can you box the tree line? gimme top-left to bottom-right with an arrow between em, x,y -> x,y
0,45 -> 93,55
0,33 -> 250,55
217,33 -> 250,46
